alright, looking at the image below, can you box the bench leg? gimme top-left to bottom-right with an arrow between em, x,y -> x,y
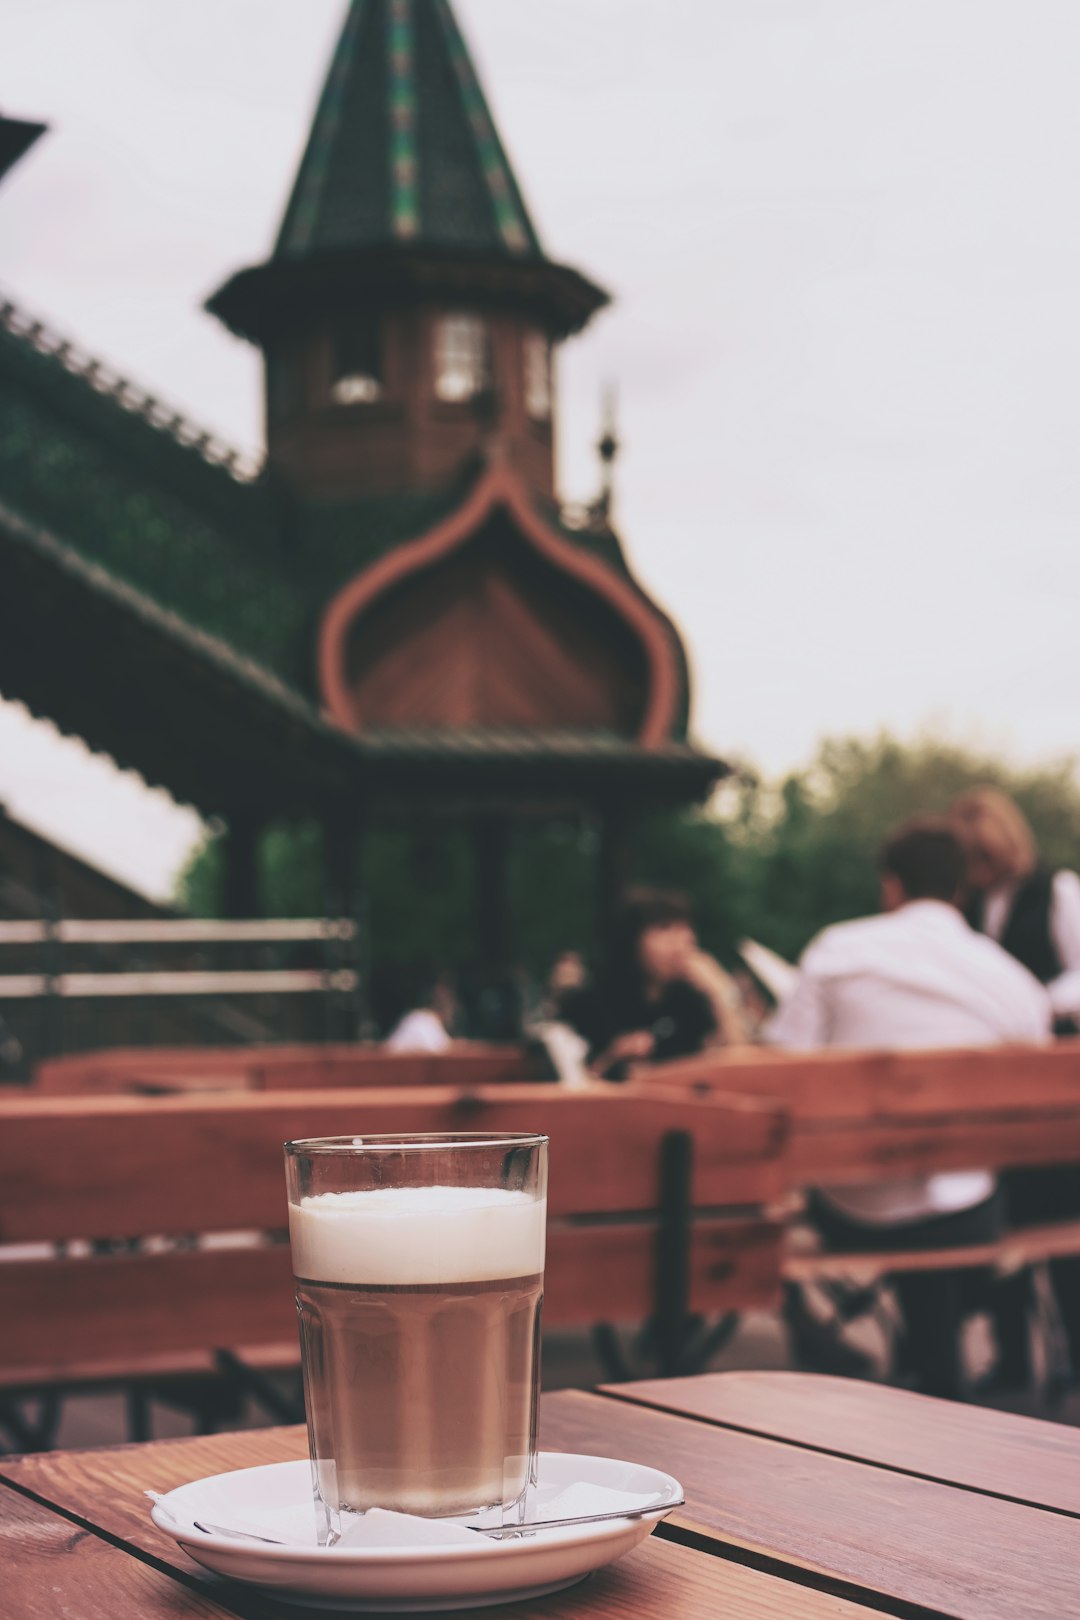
591,1323 -> 634,1383
126,1388 -> 152,1444
215,1352 -> 305,1426
676,1311 -> 740,1374
654,1130 -> 693,1378
0,1394 -> 63,1454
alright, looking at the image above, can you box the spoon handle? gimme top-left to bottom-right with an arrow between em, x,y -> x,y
469,1497 -> 685,1538
193,1519 -> 288,1544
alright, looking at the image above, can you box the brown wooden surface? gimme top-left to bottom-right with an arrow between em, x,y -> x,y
0,1217 -> 781,1378
340,529 -> 649,734
647,1041 -> 1080,1120
0,1087 -> 785,1389
33,1044 -> 532,1095
539,1389 -> 1080,1620
645,1043 -> 1080,1184
316,464 -> 681,746
0,1085 -> 785,1242
0,1481 -> 233,1619
785,1216 -> 1080,1285
0,1416 -> 879,1619
0,1247 -> 296,1373
0,1342 -> 300,1395
254,1047 -> 533,1091
270,307 -> 557,506
4,1379 -> 1080,1617
789,1113 -> 1080,1182
599,1370 -> 1080,1517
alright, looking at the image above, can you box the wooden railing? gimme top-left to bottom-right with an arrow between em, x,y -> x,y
0,1083 -> 787,1446
32,1043 -> 536,1096
638,1041 -> 1080,1183
0,917 -> 358,1001
0,917 -> 362,1077
6,1044 -> 1080,1447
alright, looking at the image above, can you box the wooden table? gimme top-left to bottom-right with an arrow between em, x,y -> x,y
3,1372 -> 1080,1618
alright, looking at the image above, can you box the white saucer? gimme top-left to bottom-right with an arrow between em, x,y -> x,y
150,1452 -> 683,1612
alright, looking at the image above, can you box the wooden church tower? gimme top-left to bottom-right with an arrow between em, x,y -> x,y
209,0 -> 607,506
0,3 -> 725,976
207,0 -> 692,762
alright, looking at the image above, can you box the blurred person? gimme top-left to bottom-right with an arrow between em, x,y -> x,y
952,787 -> 1080,1389
545,948 -> 589,1015
768,817 -> 1051,1399
951,787 -> 1080,1032
570,889 -> 748,1080
384,968 -> 457,1054
526,948 -> 592,1086
458,962 -> 528,1044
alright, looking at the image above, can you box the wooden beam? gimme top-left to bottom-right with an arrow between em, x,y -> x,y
0,969 -> 358,1000
0,1085 -> 788,1240
0,918 -> 356,946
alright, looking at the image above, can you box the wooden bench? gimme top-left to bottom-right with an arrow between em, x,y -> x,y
642,1043 -> 1080,1286
0,1082 -> 787,1449
32,1043 -> 536,1095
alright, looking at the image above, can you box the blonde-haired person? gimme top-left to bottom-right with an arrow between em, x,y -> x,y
951,787 -> 1080,1030
951,786 -> 1080,1391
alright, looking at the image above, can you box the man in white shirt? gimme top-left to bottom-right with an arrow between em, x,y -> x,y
768,817 -> 1051,1398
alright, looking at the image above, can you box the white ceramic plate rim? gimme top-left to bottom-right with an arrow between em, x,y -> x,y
151,1453 -> 683,1567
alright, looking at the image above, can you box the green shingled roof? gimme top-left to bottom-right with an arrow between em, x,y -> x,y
0,298 -> 463,694
277,0 -> 542,262
0,290 -> 715,811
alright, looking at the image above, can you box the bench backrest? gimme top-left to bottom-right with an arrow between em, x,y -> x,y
641,1042 -> 1080,1185
0,1084 -> 787,1379
32,1044 -> 534,1095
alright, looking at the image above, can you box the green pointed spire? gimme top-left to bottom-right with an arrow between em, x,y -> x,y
275,0 -> 542,261
207,0 -> 607,344
0,113 -> 46,189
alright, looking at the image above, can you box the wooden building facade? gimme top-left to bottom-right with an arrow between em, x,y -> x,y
0,3 -> 727,980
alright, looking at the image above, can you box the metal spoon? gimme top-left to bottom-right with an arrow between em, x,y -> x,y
470,1498 -> 685,1540
149,1490 -> 685,1545
147,1494 -> 289,1545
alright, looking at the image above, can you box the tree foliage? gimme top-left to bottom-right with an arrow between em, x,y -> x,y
176,731 -> 1080,975
723,731 -> 1080,960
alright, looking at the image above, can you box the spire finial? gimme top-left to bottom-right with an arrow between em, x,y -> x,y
595,384 -> 620,523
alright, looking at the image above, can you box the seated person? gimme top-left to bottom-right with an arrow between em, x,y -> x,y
952,786 -> 1080,1387
384,968 -> 457,1054
569,889 -> 748,1079
767,817 -> 1051,1399
544,949 -> 590,1023
952,785 -> 1080,1031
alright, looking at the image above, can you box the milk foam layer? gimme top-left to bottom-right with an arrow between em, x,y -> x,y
289,1184 -> 546,1285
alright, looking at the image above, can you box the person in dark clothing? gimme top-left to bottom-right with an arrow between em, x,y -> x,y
952,787 -> 1080,1389
953,788 -> 1080,1033
569,890 -> 747,1079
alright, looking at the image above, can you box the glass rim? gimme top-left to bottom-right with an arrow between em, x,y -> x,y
284,1131 -> 548,1157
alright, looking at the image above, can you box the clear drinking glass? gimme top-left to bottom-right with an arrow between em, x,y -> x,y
285,1132 -> 548,1545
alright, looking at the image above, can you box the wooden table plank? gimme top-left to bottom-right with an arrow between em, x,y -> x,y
541,1390 -> 1080,1620
0,1420 -> 877,1620
599,1371 -> 1080,1517
0,1425 -> 309,1571
0,1481 -> 231,1619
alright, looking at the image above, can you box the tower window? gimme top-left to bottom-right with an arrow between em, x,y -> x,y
523,331 -> 551,421
434,314 -> 493,403
331,319 -> 383,404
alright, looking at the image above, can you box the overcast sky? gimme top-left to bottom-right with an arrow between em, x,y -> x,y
3,0 -> 1080,898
